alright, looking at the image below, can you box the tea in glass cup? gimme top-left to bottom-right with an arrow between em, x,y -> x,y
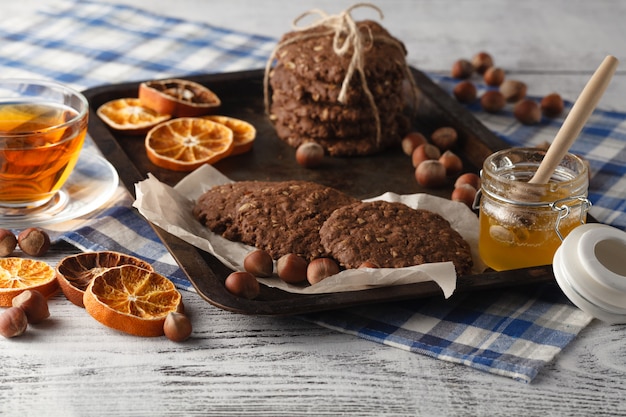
0,79 -> 89,211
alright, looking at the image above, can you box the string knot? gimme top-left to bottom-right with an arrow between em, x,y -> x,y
264,3 -> 416,150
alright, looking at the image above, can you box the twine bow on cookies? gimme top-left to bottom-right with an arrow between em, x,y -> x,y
291,3 -> 383,105
263,3 -> 417,149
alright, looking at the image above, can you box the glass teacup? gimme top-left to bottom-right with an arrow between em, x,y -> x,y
0,79 -> 89,213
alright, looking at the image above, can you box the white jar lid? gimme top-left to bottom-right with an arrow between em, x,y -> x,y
553,223 -> 626,324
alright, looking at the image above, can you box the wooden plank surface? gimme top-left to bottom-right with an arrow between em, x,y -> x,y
2,1 -> 626,416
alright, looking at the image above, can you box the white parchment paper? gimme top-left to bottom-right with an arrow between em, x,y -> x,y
133,164 -> 486,298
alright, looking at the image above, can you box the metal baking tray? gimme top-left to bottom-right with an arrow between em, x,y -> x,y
83,68 -> 556,316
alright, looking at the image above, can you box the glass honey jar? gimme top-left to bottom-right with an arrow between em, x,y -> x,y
477,147 -> 590,271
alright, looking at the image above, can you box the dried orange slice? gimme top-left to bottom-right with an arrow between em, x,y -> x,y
139,78 -> 221,117
0,258 -> 58,307
203,115 -> 256,156
145,117 -> 234,171
96,98 -> 171,135
83,265 -> 182,337
56,251 -> 154,308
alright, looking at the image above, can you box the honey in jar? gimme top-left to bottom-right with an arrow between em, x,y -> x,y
478,148 -> 590,271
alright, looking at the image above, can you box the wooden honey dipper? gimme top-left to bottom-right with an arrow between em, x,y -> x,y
529,55 -> 618,186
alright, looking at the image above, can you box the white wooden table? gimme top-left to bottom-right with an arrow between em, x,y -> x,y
3,1 -> 626,415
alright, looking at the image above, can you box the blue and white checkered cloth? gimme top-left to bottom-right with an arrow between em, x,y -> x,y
4,0 -> 623,382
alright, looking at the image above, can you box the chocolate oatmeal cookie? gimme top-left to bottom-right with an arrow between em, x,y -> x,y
276,20 -> 407,85
193,180 -> 358,261
193,181 -> 263,240
273,112 -> 409,156
270,62 -> 406,107
319,200 -> 473,276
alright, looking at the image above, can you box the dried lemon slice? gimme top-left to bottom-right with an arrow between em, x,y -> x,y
203,115 -> 256,156
139,78 -> 221,117
96,98 -> 171,135
145,117 -> 234,171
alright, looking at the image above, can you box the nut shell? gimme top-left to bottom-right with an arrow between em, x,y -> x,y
0,229 -> 17,257
451,59 -> 474,79
401,132 -> 427,156
306,258 -> 340,285
415,160 -> 447,188
243,249 -> 274,278
411,144 -> 441,168
276,254 -> 308,284
224,271 -> 260,299
163,312 -> 192,342
541,93 -> 565,118
0,307 -> 28,338
11,290 -> 49,324
514,99 -> 542,125
453,81 -> 477,104
430,127 -> 458,151
17,228 -> 50,257
295,142 -> 324,168
499,79 -> 527,102
480,91 -> 506,113
483,67 -> 505,87
472,52 -> 494,74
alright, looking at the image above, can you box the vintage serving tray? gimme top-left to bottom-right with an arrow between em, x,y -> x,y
83,68 -> 556,316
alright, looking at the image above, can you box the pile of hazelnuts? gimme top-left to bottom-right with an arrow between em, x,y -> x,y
0,227 -> 51,258
451,51 -> 565,124
0,290 -> 50,338
401,127 -> 480,209
224,249 -> 361,300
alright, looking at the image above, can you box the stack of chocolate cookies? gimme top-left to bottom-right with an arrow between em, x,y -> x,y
268,20 -> 412,156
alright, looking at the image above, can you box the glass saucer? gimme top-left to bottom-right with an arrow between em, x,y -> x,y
0,150 -> 119,228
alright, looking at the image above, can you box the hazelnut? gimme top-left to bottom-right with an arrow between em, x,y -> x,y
276,254 -> 308,284
541,93 -> 564,118
17,228 -> 50,257
454,172 -> 481,190
306,258 -> 340,285
11,290 -> 49,324
453,80 -> 477,104
514,99 -> 541,125
451,184 -> 478,208
243,249 -> 274,278
401,132 -> 427,156
451,59 -> 474,79
225,271 -> 260,299
163,311 -> 192,342
439,151 -> 463,176
411,143 -> 441,168
471,51 -> 494,74
415,160 -> 446,188
483,67 -> 505,86
0,229 -> 17,257
430,127 -> 458,151
480,90 -> 506,113
0,306 -> 28,338
295,142 -> 324,168
499,79 -> 527,102
358,261 -> 379,269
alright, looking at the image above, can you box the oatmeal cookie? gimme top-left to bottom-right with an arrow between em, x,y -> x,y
319,200 -> 473,275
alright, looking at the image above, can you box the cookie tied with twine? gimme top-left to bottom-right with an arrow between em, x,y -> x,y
264,3 -> 417,156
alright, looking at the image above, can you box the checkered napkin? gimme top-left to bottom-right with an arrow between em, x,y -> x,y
5,0 -> 624,383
